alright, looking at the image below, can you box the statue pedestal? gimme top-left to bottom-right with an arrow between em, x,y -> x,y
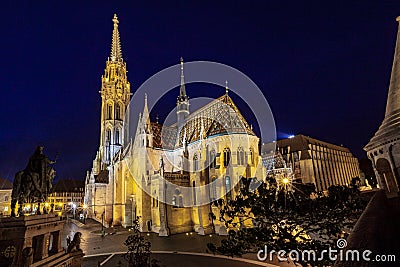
0,214 -> 84,267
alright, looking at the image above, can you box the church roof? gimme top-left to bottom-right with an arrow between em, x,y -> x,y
52,179 -> 84,193
365,17 -> 400,151
150,122 -> 177,149
176,94 -> 255,146
0,178 -> 12,190
150,94 -> 255,150
94,170 -> 109,184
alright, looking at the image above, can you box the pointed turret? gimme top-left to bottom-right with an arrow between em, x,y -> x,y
177,57 -> 188,102
177,57 -> 189,128
365,17 -> 400,150
364,17 -> 400,197
110,14 -> 123,62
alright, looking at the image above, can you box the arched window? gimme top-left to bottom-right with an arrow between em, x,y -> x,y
225,176 -> 232,200
116,103 -> 121,120
249,148 -> 254,165
210,150 -> 216,168
172,196 -> 177,207
116,129 -> 120,144
237,147 -> 245,165
223,148 -> 231,167
178,196 -> 183,207
211,177 -> 217,201
107,103 -> 113,120
106,129 -> 111,142
193,181 -> 196,205
193,154 -> 199,172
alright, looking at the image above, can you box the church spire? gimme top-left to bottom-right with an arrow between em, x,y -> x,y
110,14 -> 123,62
177,57 -> 190,128
178,57 -> 188,102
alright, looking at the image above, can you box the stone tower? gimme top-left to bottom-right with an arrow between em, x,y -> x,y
95,14 -> 131,172
364,17 -> 400,197
177,57 -> 189,129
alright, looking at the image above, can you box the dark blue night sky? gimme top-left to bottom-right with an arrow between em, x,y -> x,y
1,1 -> 400,181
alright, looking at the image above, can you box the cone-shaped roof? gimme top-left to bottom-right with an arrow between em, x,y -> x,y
365,17 -> 400,151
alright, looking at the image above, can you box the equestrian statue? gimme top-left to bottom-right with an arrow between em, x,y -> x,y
11,146 -> 57,217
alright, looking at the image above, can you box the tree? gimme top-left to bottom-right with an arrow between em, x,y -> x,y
207,177 -> 367,267
124,218 -> 160,267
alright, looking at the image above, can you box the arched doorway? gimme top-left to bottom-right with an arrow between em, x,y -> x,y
376,158 -> 398,193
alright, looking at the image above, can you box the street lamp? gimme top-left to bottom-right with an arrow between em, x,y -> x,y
72,203 -> 77,219
101,211 -> 105,237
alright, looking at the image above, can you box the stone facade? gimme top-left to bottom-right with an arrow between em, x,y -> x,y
266,134 -> 360,192
364,17 -> 400,198
0,214 -> 83,267
84,14 -> 264,235
0,178 -> 12,217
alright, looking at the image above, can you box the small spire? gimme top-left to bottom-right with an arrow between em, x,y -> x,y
225,80 -> 229,95
183,128 -> 187,146
156,114 -> 159,123
110,14 -> 123,62
177,57 -> 188,104
143,94 -> 150,125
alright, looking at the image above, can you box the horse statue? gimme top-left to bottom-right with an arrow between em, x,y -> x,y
11,146 -> 56,217
67,232 -> 82,253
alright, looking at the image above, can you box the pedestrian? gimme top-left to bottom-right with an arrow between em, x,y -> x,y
66,235 -> 71,246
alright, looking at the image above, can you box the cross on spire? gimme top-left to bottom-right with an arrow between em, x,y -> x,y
110,14 -> 123,62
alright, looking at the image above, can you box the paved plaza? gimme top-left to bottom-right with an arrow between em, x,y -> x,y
61,219 -> 283,267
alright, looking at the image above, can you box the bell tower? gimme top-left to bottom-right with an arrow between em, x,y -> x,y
96,14 -> 131,171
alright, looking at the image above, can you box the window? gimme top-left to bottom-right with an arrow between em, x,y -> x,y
107,103 -> 112,120
106,129 -> 111,142
237,147 -> 245,165
4,196 -> 8,202
211,177 -> 217,201
172,196 -> 177,207
116,129 -> 120,144
223,148 -> 231,167
210,150 -> 216,168
225,176 -> 232,200
193,181 -> 196,205
193,154 -> 199,172
116,103 -> 121,120
178,196 -> 183,207
249,148 -> 254,165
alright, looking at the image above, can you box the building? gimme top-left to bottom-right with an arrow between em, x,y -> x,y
84,14 -> 264,235
0,178 -> 12,217
268,134 -> 360,192
48,179 -> 85,212
364,17 -> 400,198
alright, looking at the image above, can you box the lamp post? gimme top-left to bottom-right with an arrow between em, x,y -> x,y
101,211 -> 105,237
282,177 -> 290,210
72,203 -> 76,219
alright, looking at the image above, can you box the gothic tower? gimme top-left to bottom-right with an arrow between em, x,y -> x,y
365,17 -> 400,197
96,14 -> 131,172
177,57 -> 189,129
